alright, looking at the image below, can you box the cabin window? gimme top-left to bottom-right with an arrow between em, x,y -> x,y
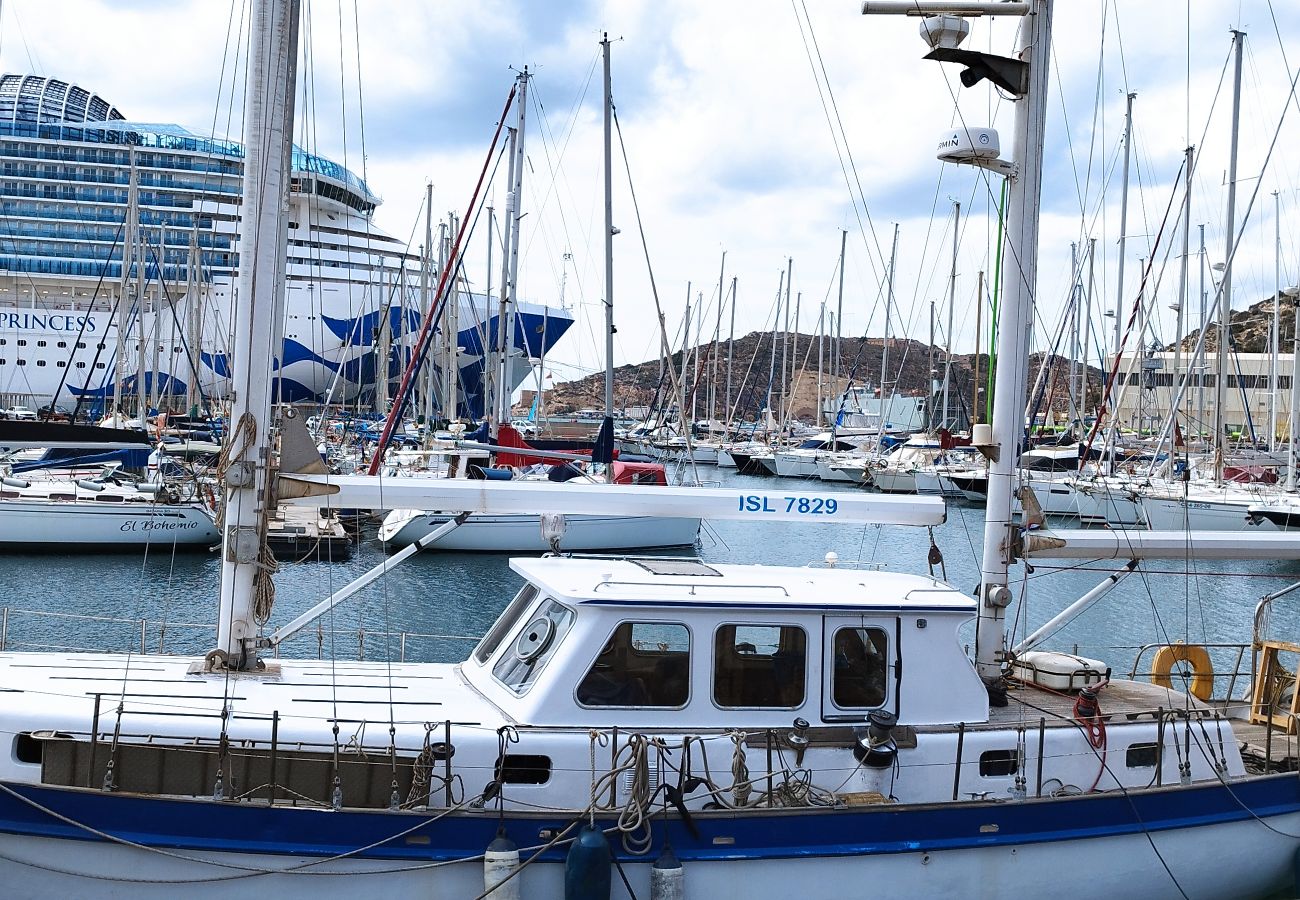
491,598 -> 575,695
831,627 -> 889,709
1126,742 -> 1159,768
713,624 -> 806,708
576,622 -> 690,708
978,749 -> 1019,777
473,584 -> 539,664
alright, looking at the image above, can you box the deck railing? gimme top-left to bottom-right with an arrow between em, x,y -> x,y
0,606 -> 479,663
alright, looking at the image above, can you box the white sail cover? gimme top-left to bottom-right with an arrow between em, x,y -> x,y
1023,529 -> 1300,560
279,474 -> 946,526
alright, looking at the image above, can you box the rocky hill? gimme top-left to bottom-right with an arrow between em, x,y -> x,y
1170,290 -> 1299,354
530,330 -> 1100,422
530,287 -> 1300,422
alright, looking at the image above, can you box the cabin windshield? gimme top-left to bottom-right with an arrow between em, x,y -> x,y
713,624 -> 806,708
576,622 -> 690,708
491,598 -> 575,694
473,584 -> 540,664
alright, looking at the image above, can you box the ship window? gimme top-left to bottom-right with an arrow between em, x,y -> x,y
57,361 -> 65,368
76,362 -> 86,369
577,622 -> 690,708
13,733 -> 41,765
979,749 -> 1018,777
830,627 -> 889,709
473,583 -> 539,663
496,754 -> 551,785
713,624 -> 806,708
17,339 -> 26,346
36,340 -> 46,347
1126,743 -> 1159,768
94,362 -> 105,369
36,360 -> 45,367
492,598 -> 575,695
57,341 -> 66,348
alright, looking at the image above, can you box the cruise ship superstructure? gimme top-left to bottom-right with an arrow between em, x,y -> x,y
0,74 -> 572,415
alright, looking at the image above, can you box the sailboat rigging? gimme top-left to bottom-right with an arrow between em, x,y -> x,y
0,3 -> 1297,898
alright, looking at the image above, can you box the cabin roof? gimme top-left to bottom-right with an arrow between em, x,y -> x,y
509,556 -> 973,613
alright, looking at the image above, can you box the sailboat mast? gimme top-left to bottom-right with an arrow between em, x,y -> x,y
445,212 -> 461,421
726,275 -> 737,428
1083,238 -> 1095,413
214,0 -> 300,669
185,226 -> 202,415
1289,268 -> 1300,494
782,258 -> 792,429
1271,189 -> 1280,453
1068,243 -> 1079,422
944,202 -> 959,429
1198,224 -> 1207,433
494,85 -> 523,429
418,187 -> 432,423
115,146 -> 137,419
601,35 -> 616,418
1215,31 -> 1244,474
834,228 -> 847,431
882,224 -> 898,433
1112,91 -> 1135,420
972,269 -> 984,425
1173,146 -> 1193,440
712,250 -> 726,427
927,301 -> 936,431
768,273 -> 780,428
975,0 -> 1053,682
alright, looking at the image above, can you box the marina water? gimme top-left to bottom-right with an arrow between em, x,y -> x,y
4,469 -> 1299,692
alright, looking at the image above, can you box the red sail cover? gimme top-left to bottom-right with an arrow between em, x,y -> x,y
491,424 -> 621,469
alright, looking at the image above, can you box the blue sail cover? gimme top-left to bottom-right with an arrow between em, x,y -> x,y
12,447 -> 149,473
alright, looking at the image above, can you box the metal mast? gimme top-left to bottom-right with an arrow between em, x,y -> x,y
944,202 -> 960,428
974,3 -> 1053,681
882,224 -> 899,432
601,35 -> 616,418
1172,147 -> 1193,441
1215,31 -> 1245,473
834,228 -> 847,431
213,0 -> 300,669
1113,91 -> 1135,399
1271,190 -> 1280,452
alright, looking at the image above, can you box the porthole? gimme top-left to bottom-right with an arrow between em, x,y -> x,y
514,617 -> 556,662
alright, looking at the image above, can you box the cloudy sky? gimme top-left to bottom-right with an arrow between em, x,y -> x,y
2,1 -> 1298,388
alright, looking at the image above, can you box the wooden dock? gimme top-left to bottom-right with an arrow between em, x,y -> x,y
267,505 -> 354,561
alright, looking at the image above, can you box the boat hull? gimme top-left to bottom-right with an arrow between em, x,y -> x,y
1140,495 -> 1276,532
0,500 -> 218,549
0,774 -> 1295,898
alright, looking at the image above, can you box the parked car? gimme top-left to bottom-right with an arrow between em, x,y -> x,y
2,405 -> 37,421
37,404 -> 73,422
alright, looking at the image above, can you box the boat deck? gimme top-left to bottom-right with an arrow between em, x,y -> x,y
983,678 -> 1207,730
986,678 -> 1300,770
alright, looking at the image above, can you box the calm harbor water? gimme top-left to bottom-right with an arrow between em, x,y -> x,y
2,469 -> 1299,687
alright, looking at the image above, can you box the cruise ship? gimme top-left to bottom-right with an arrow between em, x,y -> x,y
0,74 -> 573,416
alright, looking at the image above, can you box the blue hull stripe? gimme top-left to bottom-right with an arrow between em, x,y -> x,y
1,774 -> 1296,863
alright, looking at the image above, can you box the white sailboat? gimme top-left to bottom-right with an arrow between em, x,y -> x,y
0,3 -> 1297,898
0,423 -> 218,549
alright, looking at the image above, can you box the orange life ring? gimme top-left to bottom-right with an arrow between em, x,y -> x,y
1151,641 -> 1214,701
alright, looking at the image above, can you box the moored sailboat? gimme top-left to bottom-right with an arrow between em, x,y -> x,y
0,3 -> 1298,899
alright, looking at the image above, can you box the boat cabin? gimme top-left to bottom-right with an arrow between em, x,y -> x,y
462,556 -> 990,728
